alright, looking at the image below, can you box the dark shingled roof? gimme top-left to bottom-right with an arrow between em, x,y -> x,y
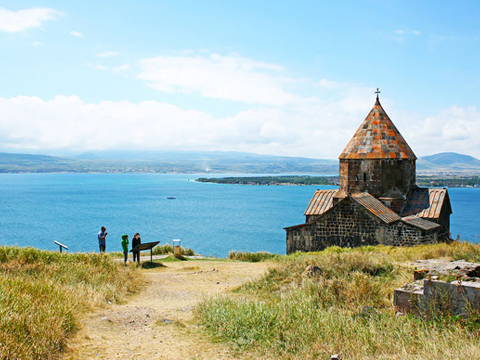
351,192 -> 401,224
302,186 -> 451,229
401,216 -> 441,231
339,97 -> 416,160
304,190 -> 401,224
401,188 -> 452,219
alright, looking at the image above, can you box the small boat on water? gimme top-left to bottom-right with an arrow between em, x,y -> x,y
167,196 -> 176,199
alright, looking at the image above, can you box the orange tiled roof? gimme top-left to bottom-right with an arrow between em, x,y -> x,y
339,98 -> 416,160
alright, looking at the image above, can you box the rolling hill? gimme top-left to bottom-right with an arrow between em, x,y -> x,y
0,151 -> 337,174
0,150 -> 479,174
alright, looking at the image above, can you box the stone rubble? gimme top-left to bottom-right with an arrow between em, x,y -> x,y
394,259 -> 480,317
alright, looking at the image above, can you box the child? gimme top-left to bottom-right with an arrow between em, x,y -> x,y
121,234 -> 129,265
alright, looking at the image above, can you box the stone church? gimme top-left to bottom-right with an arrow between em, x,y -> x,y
285,93 -> 452,254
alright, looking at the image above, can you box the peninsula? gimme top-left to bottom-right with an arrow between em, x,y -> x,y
196,175 -> 480,188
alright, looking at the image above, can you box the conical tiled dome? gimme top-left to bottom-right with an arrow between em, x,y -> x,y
339,98 -> 416,160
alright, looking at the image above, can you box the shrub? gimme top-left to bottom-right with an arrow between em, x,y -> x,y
228,250 -> 278,262
151,244 -> 173,255
151,244 -> 195,256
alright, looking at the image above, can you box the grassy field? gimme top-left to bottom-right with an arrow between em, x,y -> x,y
197,243 -> 480,360
0,246 -> 142,360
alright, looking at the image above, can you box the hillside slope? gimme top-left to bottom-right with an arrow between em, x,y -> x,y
1,150 -> 479,174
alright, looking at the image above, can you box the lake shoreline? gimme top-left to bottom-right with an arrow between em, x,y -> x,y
196,175 -> 480,188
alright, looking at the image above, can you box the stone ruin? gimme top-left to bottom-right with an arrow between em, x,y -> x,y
394,259 -> 480,317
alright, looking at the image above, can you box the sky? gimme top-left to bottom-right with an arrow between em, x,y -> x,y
0,0 -> 480,159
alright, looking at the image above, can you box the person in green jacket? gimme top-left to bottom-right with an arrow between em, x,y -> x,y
121,234 -> 129,265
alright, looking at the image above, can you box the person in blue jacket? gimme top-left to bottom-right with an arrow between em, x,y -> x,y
98,226 -> 108,253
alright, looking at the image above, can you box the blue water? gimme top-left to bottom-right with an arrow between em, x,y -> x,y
0,173 -> 479,257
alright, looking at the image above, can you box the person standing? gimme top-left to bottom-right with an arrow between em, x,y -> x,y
98,226 -> 108,253
132,233 -> 142,265
121,234 -> 129,265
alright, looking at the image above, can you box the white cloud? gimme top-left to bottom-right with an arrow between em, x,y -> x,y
112,64 -> 130,71
70,30 -> 83,37
316,79 -> 339,89
1,42 -> 478,160
0,7 -> 61,32
390,29 -> 422,43
402,106 -> 480,157
0,94 -> 479,159
137,53 -> 296,105
90,64 -> 107,70
89,64 -> 130,72
31,41 -> 43,48
0,94 -> 359,156
97,51 -> 119,58
0,96 -> 218,151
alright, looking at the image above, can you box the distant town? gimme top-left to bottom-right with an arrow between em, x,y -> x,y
1,151 -> 480,187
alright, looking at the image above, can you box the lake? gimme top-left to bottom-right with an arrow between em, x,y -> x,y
0,173 -> 478,257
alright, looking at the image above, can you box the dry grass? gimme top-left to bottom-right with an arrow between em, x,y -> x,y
228,250 -> 279,262
197,243 -> 480,360
0,246 -> 142,360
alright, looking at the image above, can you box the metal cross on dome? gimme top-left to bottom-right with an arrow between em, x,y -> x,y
375,88 -> 381,99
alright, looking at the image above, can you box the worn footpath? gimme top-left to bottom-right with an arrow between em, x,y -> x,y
65,260 -> 270,360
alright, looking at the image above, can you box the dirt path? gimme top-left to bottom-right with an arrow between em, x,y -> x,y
65,260 -> 271,359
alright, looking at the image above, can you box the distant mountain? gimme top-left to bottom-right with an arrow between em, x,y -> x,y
418,152 -> 480,172
0,152 -> 76,173
1,150 -> 478,174
0,151 -> 337,174
73,150 -> 332,163
421,152 -> 480,166
71,150 -> 339,173
0,152 -> 59,164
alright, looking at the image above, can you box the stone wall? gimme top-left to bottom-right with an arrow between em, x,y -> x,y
384,222 -> 438,246
286,197 -> 441,253
311,199 -> 379,250
306,215 -> 320,223
286,223 -> 315,254
339,159 -> 416,199
287,198 -> 381,253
